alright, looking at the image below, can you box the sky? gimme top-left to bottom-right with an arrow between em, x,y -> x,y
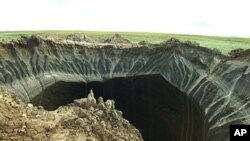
0,0 -> 250,37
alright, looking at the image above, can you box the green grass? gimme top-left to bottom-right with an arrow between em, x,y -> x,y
0,30 -> 250,54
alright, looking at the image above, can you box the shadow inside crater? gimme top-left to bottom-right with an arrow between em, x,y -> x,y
31,74 -> 207,141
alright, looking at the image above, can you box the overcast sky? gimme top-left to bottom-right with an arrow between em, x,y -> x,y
0,0 -> 249,37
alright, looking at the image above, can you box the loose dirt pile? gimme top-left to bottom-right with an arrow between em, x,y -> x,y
66,33 -> 94,42
104,34 -> 131,44
0,88 -> 143,141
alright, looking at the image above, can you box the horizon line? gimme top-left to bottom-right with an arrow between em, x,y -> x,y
0,29 -> 250,39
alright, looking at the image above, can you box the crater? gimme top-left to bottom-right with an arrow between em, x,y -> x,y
31,75 -> 207,141
0,36 -> 249,141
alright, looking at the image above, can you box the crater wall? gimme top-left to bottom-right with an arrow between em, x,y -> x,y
0,36 -> 249,141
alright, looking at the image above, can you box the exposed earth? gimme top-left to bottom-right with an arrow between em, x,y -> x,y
0,33 -> 249,141
0,87 -> 142,141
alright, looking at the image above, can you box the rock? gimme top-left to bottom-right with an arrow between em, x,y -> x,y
95,110 -> 103,117
26,128 -> 37,137
85,126 -> 92,132
37,106 -> 44,110
18,125 -> 27,135
22,113 -> 27,117
30,110 -> 38,116
105,100 -> 114,110
75,118 -> 86,127
89,106 -> 95,111
98,97 -> 104,105
87,89 -> 96,104
77,108 -> 90,118
117,111 -> 123,117
97,97 -> 105,109
100,121 -> 106,128
122,120 -> 130,128
74,98 -> 88,107
27,103 -> 33,108
112,111 -> 120,120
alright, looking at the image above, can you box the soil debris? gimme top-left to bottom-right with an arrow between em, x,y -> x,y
104,34 -> 131,44
0,87 -> 143,141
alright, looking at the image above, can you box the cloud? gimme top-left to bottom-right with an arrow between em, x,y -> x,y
192,21 -> 213,27
56,0 -> 66,4
0,0 -> 249,37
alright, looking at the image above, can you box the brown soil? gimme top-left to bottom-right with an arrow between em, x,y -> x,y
0,88 -> 143,141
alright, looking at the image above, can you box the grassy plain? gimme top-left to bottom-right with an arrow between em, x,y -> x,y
0,30 -> 249,54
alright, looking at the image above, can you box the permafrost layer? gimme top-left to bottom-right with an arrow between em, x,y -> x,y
0,36 -> 249,141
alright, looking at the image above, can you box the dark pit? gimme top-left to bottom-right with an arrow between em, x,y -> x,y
31,75 -> 207,141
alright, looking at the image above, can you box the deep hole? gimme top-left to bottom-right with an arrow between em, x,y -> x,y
31,74 -> 207,141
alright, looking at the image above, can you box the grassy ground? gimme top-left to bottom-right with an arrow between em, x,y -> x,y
0,30 -> 250,54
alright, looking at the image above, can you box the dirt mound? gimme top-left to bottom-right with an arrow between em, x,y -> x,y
104,34 -> 131,44
227,48 -> 250,60
0,88 -> 143,141
66,33 -> 94,42
159,37 -> 182,48
138,40 -> 151,46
